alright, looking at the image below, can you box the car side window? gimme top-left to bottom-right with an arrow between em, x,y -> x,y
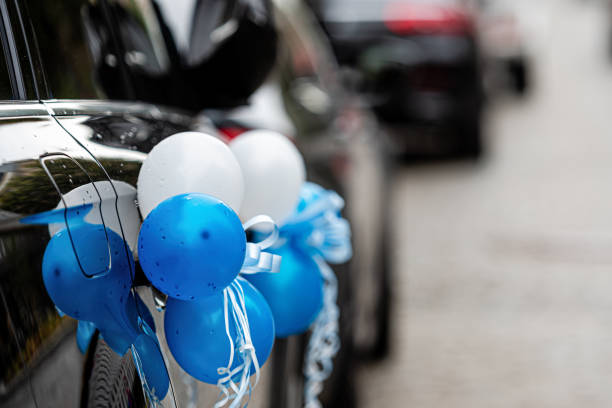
22,0 -> 127,100
104,0 -> 174,105
0,42 -> 13,100
0,10 -> 18,100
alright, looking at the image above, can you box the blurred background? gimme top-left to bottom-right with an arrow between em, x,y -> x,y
347,0 -> 612,406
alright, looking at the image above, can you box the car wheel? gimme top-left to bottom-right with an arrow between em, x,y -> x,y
368,232 -> 392,360
460,119 -> 483,159
81,333 -> 147,408
508,57 -> 529,95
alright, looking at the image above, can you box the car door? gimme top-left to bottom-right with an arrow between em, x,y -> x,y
0,3 -> 146,407
0,1 -> 188,407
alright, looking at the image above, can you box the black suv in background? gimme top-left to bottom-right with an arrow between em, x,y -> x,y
308,0 -> 485,157
0,0 -> 389,407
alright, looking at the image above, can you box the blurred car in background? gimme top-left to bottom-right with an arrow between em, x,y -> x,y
308,0 -> 485,157
0,0 -> 388,407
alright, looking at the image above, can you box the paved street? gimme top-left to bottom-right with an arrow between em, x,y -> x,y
356,0 -> 612,406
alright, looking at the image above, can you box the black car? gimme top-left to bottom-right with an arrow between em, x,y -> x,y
0,0 -> 389,407
209,1 -> 391,406
309,0 -> 485,156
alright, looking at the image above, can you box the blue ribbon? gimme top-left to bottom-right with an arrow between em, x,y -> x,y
280,183 -> 352,264
280,183 -> 352,408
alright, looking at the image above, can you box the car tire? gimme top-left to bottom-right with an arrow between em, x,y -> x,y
368,232 -> 392,360
81,333 -> 147,408
508,57 -> 529,95
460,119 -> 483,159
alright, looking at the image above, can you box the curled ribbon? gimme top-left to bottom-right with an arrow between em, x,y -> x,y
281,183 -> 352,408
303,259 -> 340,408
241,215 -> 282,275
215,280 -> 260,408
213,215 -> 281,408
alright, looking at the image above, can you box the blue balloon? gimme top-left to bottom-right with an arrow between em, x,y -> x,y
102,290 -> 157,354
98,290 -> 158,355
42,224 -> 134,325
133,333 -> 170,400
138,193 -> 246,300
126,291 -> 156,333
164,278 -> 275,384
100,324 -> 138,355
76,320 -> 97,354
246,244 -> 323,337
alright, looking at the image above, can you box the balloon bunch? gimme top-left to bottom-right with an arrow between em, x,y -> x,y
37,216 -> 170,401
136,132 -> 278,407
229,131 -> 352,407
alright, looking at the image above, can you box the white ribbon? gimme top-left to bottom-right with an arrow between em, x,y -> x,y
303,258 -> 341,408
214,280 -> 260,408
241,215 -> 282,275
213,215 -> 281,407
280,184 -> 351,408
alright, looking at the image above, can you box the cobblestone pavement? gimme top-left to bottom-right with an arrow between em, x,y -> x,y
356,1 -> 612,406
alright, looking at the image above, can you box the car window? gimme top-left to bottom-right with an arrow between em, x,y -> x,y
22,0 -> 127,100
0,8 -> 20,100
0,41 -> 12,100
104,0 -> 174,105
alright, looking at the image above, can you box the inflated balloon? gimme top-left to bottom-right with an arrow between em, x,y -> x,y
75,291 -> 154,356
137,132 -> 244,218
229,130 -> 305,224
42,224 -> 134,324
164,278 -> 275,384
126,291 -> 156,333
138,193 -> 246,300
246,243 -> 323,337
99,290 -> 156,355
47,180 -> 141,254
99,324 -> 138,355
132,333 -> 170,400
76,320 -> 96,354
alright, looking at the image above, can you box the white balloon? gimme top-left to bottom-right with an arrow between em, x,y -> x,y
137,132 -> 244,218
49,180 -> 141,255
229,130 -> 305,224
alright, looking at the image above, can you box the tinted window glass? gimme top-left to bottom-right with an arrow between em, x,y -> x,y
0,9 -> 17,100
0,44 -> 12,100
105,0 -> 173,105
23,0 -> 128,99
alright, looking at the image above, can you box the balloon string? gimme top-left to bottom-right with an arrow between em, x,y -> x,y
303,257 -> 341,408
180,371 -> 198,408
215,281 -> 261,408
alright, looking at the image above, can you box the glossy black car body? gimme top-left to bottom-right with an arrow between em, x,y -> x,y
0,0 -> 267,406
0,0 -> 389,407
309,0 -> 485,156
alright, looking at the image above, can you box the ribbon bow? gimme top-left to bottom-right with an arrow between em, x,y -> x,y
280,183 -> 353,408
241,214 -> 282,274
281,185 -> 352,264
